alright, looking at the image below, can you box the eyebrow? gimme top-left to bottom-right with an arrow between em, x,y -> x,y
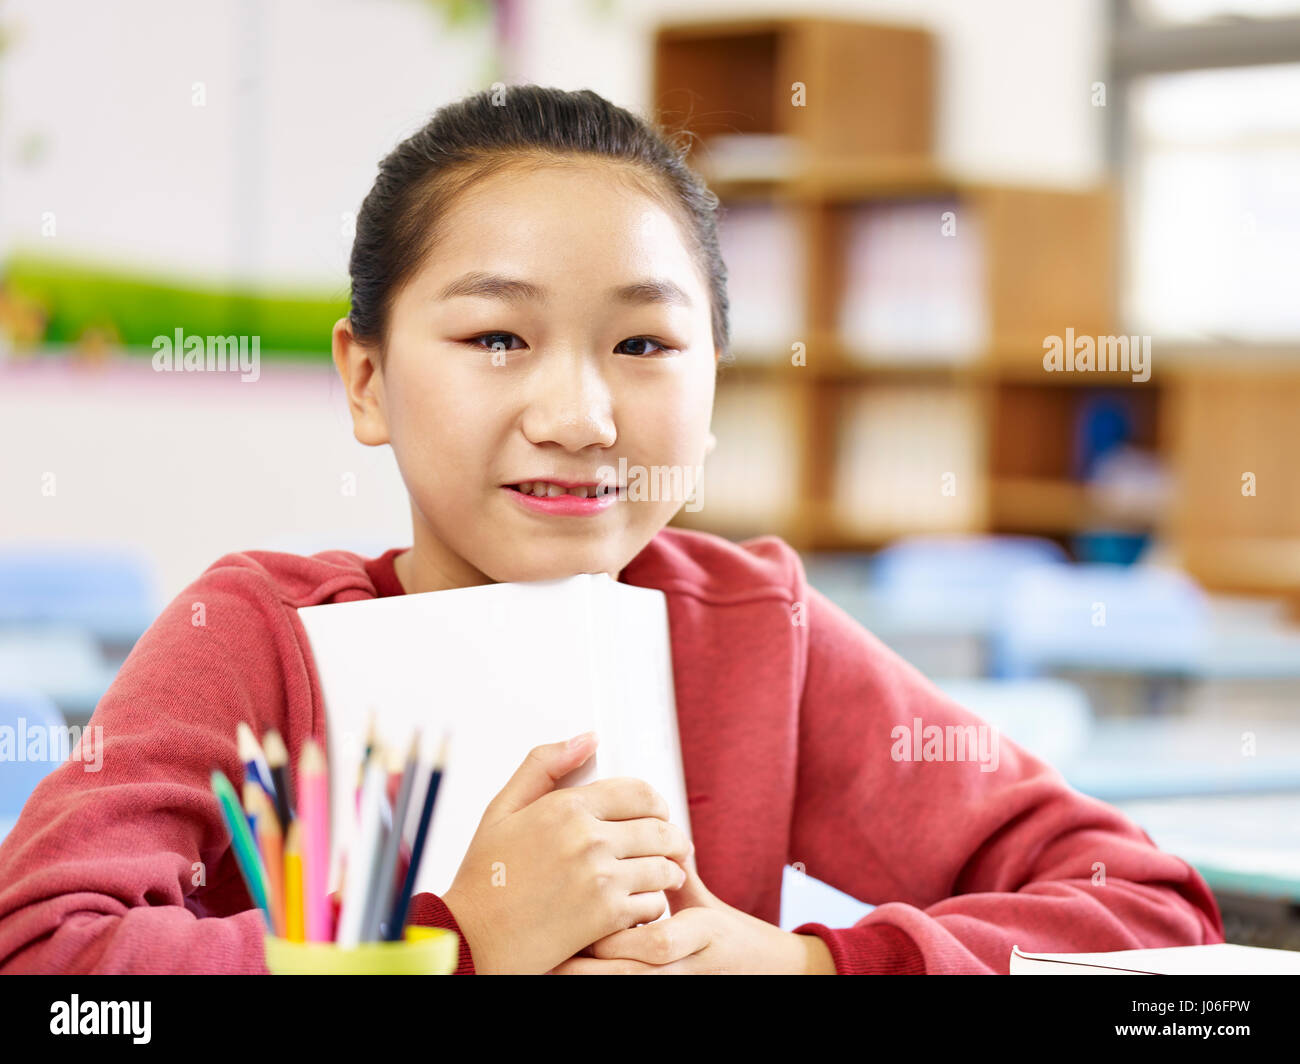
436,272 -> 693,309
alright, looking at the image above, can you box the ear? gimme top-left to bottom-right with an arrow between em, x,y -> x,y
332,317 -> 389,446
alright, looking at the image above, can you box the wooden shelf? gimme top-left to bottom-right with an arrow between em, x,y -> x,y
704,156 -> 956,202
715,342 -> 1170,384
989,478 -> 1159,534
653,16 -> 1300,591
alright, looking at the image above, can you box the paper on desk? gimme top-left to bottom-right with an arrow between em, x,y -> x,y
297,572 -> 691,899
1010,942 -> 1300,974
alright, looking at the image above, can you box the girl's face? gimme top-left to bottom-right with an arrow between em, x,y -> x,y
334,159 -> 717,591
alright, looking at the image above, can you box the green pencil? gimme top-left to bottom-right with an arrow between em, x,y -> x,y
211,767 -> 273,929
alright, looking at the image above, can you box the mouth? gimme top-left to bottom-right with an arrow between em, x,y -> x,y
502,479 -> 624,516
504,480 -> 621,499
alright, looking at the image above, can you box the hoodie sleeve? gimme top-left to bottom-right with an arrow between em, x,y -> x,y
0,556 -> 474,974
787,584 -> 1224,974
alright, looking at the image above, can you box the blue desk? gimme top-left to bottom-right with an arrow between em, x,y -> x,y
1113,793 -> 1300,903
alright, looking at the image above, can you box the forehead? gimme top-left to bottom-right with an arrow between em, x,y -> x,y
418,158 -> 706,291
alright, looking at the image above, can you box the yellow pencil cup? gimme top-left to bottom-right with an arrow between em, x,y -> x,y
264,925 -> 459,975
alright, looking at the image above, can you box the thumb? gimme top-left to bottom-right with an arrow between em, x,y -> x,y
486,731 -> 598,821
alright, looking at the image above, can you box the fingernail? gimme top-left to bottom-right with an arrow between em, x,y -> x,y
567,730 -> 595,749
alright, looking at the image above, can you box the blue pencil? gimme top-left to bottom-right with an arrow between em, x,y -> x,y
384,732 -> 448,940
237,722 -> 277,800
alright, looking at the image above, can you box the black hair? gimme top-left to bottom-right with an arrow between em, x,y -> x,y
347,84 -> 730,364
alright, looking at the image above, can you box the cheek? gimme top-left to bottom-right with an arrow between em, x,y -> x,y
387,365 -> 494,484
633,368 -> 714,458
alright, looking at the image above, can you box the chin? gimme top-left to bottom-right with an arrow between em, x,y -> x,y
484,542 -> 626,584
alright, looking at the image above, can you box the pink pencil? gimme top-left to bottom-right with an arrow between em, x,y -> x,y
299,739 -> 332,942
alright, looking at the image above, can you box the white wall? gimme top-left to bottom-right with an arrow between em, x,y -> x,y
0,0 -> 492,285
0,356 -> 409,601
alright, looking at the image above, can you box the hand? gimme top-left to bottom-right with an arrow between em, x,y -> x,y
549,851 -> 835,974
441,733 -> 692,974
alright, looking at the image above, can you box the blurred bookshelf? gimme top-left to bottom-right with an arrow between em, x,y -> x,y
656,15 -> 1300,609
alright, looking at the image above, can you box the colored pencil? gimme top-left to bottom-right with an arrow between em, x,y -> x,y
357,751 -> 398,942
210,768 -> 272,929
298,738 -> 332,942
237,722 -> 277,802
247,783 -> 285,937
365,733 -> 420,942
284,819 -> 305,942
337,745 -> 388,947
385,731 -> 448,940
262,728 -> 294,831
243,777 -> 276,842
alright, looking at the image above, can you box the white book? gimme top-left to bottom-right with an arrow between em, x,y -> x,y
1010,943 -> 1300,975
297,572 -> 691,901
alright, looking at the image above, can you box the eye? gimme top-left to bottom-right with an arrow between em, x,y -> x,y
463,331 -> 526,352
615,336 -> 671,357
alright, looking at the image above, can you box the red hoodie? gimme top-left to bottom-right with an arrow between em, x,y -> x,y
0,529 -> 1222,974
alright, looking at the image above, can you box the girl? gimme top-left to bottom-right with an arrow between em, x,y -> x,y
0,85 -> 1222,974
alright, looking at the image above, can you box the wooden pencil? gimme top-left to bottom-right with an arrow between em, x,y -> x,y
364,733 -> 420,942
247,783 -> 285,937
284,819 -> 305,942
237,721 -> 277,802
210,768 -> 272,930
262,728 -> 294,832
298,738 -> 332,942
385,731 -> 448,940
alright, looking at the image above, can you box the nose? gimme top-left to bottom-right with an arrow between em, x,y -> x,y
519,349 -> 617,452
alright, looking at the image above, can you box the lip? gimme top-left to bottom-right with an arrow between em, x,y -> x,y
502,484 -> 621,517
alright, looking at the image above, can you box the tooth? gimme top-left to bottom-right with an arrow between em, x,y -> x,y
517,482 -> 532,494
532,483 -> 549,497
571,486 -> 589,498
546,483 -> 564,497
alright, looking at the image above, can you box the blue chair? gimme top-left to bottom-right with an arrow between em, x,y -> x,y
0,545 -> 159,645
992,563 -> 1210,679
0,689 -> 67,844
869,535 -> 1068,636
0,627 -> 118,719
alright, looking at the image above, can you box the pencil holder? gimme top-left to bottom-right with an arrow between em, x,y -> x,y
263,925 -> 458,975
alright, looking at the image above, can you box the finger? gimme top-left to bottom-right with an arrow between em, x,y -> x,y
570,776 -> 670,822
617,855 -> 687,895
551,956 -> 684,975
589,908 -> 710,966
623,888 -> 669,928
487,734 -> 597,819
606,817 -> 692,863
665,856 -> 715,912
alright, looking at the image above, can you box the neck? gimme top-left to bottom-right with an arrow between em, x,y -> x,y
392,511 -> 497,595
